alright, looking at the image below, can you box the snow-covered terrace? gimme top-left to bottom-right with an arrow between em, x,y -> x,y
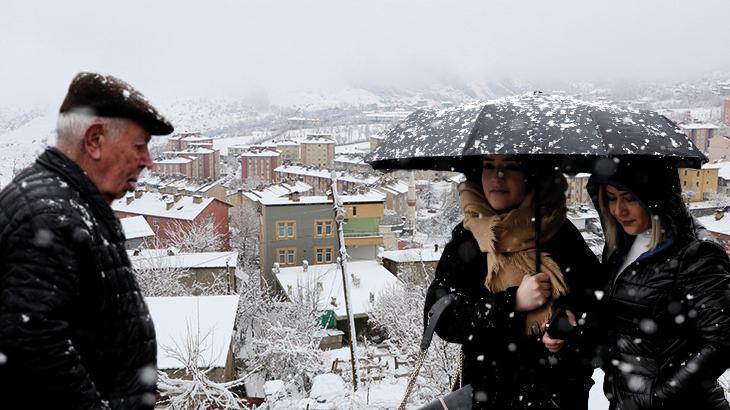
275,260 -> 399,320
146,295 -> 239,370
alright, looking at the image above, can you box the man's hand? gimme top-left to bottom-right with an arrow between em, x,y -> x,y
515,272 -> 552,312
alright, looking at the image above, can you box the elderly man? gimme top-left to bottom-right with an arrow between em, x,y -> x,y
0,72 -> 172,409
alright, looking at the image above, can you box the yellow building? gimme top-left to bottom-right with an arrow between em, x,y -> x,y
678,165 -> 719,202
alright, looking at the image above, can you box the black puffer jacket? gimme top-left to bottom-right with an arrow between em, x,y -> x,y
597,238 -> 730,410
0,148 -> 157,409
425,220 -> 601,410
587,160 -> 730,410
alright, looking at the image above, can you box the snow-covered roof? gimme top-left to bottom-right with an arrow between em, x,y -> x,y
112,192 -> 220,220
274,164 -> 380,185
146,295 -> 239,369
212,135 -> 258,155
154,157 -> 193,164
711,161 -> 730,180
259,193 -> 385,206
165,147 -> 216,155
380,247 -> 443,263
335,141 -> 371,154
679,123 -> 719,129
181,136 -> 213,142
241,181 -> 314,203
275,260 -> 399,319
697,214 -> 730,235
334,154 -> 366,165
128,249 -> 239,269
120,216 -> 154,240
240,149 -> 280,157
372,180 -> 409,196
301,135 -> 335,144
275,140 -> 300,147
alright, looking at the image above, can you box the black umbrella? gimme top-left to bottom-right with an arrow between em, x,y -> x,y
366,93 -> 707,174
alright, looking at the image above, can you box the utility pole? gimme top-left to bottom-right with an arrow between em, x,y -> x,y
330,171 -> 360,390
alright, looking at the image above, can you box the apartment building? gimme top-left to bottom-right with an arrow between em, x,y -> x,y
240,148 -> 280,184
300,134 -> 335,168
679,123 -> 719,153
678,164 -> 719,202
258,193 -> 384,288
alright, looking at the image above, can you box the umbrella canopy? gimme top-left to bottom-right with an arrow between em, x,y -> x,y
366,93 -> 707,172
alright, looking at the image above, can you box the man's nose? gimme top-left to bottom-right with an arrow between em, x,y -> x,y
141,148 -> 154,171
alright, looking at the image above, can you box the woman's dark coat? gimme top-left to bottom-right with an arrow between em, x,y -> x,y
597,237 -> 730,410
0,148 -> 157,409
587,162 -> 730,410
424,220 -> 601,409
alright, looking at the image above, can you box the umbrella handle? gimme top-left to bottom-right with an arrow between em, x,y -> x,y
534,186 -> 541,275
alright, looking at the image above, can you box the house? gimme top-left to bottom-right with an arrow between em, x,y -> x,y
240,180 -> 313,208
129,248 -> 240,294
146,295 -> 240,382
258,193 -> 385,288
678,164 -> 719,202
119,215 -> 155,249
275,260 -> 398,334
113,191 -> 231,249
274,140 -> 300,163
379,246 -> 443,281
163,146 -> 221,180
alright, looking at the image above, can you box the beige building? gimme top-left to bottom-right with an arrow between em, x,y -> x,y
707,136 -> 730,161
678,165 -> 719,202
566,173 -> 592,206
679,123 -> 719,153
724,99 -> 730,127
275,140 -> 300,163
300,134 -> 335,168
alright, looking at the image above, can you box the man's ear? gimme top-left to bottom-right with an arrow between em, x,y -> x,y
83,123 -> 105,160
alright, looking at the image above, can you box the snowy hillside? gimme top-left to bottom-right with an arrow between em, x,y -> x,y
0,110 -> 56,188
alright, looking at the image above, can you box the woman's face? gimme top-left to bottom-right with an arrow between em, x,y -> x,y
605,184 -> 652,235
481,155 -> 527,213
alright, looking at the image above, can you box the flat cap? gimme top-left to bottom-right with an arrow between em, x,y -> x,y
59,72 -> 174,135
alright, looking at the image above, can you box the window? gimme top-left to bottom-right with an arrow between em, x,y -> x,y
314,220 -> 334,237
352,206 -> 357,216
684,169 -> 688,176
276,221 -> 296,239
696,171 -> 700,177
276,248 -> 296,266
315,246 -> 334,264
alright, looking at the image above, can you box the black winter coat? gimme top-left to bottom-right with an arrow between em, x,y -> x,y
598,237 -> 730,410
424,220 -> 601,410
0,148 -> 157,409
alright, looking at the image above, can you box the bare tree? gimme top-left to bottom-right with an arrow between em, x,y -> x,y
165,218 -> 225,252
229,204 -> 260,270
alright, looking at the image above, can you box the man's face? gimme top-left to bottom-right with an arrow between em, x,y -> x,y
95,120 -> 153,203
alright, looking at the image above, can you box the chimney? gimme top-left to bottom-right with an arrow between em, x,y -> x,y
174,193 -> 182,203
135,190 -> 143,199
289,191 -> 300,202
165,199 -> 175,210
126,195 -> 134,205
193,195 -> 203,204
715,209 -> 725,221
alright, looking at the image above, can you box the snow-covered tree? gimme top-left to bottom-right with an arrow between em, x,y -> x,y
157,323 -> 256,409
132,251 -> 189,297
369,278 -> 459,407
164,219 -> 225,252
229,204 -> 260,270
234,276 -> 327,392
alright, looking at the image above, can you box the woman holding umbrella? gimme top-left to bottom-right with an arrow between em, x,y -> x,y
424,154 -> 600,409
585,160 -> 730,409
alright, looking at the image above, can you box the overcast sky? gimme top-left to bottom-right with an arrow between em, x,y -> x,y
2,0 -> 730,108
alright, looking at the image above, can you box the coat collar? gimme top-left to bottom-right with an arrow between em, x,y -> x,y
36,147 -> 124,242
